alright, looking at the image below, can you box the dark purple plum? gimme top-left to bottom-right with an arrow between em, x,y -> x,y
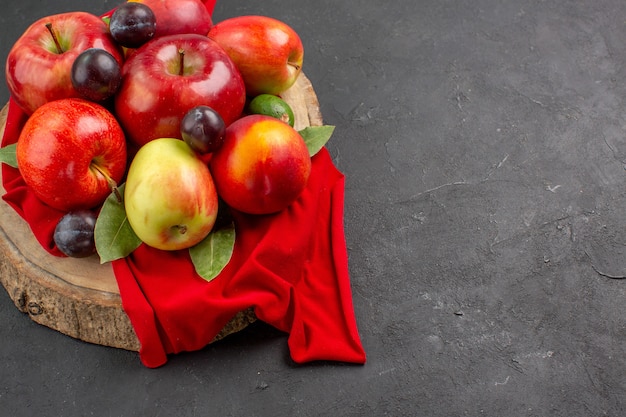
71,48 -> 122,102
109,2 -> 157,49
53,210 -> 98,258
181,105 -> 226,154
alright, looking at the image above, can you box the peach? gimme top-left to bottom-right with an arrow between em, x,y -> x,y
210,115 -> 311,215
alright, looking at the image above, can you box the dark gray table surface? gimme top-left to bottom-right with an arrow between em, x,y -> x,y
1,0 -> 625,416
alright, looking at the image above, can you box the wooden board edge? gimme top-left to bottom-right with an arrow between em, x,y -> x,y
0,223 -> 142,350
0,104 -> 7,139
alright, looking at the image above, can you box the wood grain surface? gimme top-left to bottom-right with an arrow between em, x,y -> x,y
0,73 -> 323,351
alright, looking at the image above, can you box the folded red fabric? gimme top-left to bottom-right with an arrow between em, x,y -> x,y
1,96 -> 366,367
112,146 -> 366,367
203,0 -> 217,15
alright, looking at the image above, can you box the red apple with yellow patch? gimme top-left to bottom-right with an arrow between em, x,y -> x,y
208,15 -> 304,96
16,99 -> 127,211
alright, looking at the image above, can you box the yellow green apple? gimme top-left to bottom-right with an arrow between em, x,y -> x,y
124,138 -> 218,250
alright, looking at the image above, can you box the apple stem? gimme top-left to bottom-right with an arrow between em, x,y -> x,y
90,163 -> 122,203
45,23 -> 64,54
178,48 -> 186,76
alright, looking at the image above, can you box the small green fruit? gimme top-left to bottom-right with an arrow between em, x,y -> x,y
248,94 -> 295,127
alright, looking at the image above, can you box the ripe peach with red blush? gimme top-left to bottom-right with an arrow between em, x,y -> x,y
210,115 -> 311,215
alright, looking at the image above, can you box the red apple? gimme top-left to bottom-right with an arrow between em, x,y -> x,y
16,98 -> 127,212
114,33 -> 246,147
208,15 -> 304,96
210,115 -> 311,214
5,12 -> 123,115
124,138 -> 218,251
128,0 -> 212,38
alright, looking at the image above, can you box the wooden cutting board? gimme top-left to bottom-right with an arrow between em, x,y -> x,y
0,73 -> 323,351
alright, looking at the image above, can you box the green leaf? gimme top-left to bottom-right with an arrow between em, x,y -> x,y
94,183 -> 142,264
189,222 -> 236,282
0,143 -> 18,168
299,125 -> 335,156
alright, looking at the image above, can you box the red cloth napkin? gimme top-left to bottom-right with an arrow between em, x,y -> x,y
2,101 -> 366,368
111,145 -> 366,367
203,0 -> 217,15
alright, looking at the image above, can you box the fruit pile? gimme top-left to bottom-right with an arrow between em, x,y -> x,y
2,0 -> 334,280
